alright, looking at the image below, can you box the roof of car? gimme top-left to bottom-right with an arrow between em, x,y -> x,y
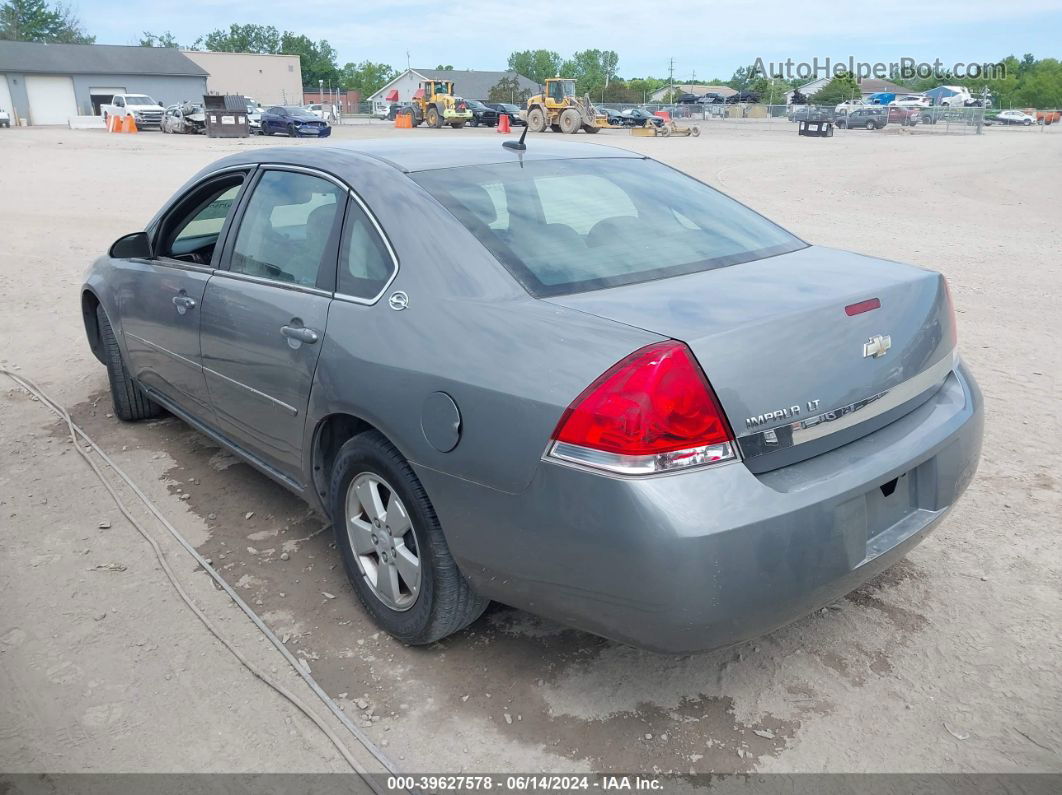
313,139 -> 644,173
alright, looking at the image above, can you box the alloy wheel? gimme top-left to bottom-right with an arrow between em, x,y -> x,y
345,473 -> 421,611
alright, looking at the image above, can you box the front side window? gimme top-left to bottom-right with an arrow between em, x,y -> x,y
338,199 -> 395,300
229,170 -> 344,288
159,175 -> 245,264
413,158 -> 804,298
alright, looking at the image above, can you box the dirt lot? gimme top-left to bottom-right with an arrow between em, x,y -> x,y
1,122 -> 1059,774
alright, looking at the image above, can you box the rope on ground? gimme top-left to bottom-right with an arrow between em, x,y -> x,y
3,368 -> 407,790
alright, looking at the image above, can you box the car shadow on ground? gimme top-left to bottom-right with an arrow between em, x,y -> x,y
56,387 -> 929,772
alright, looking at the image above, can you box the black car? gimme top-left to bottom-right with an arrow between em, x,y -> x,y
464,100 -> 499,127
697,93 -> 726,105
485,102 -> 527,126
600,107 -> 629,127
260,106 -> 331,137
620,107 -> 664,127
726,91 -> 760,104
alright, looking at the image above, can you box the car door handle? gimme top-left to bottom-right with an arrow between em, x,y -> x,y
172,295 -> 196,309
280,325 -> 319,344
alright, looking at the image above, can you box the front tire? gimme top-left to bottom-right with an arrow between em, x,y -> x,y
96,305 -> 162,422
526,107 -> 546,132
330,432 -> 488,645
427,107 -> 442,128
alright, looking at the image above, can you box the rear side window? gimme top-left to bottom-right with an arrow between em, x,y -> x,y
229,170 -> 344,288
338,198 -> 395,300
412,158 -> 804,297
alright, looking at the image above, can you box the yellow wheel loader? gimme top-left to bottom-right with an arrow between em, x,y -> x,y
524,78 -> 620,134
401,80 -> 473,129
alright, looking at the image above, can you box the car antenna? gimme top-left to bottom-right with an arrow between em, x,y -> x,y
503,124 -> 528,152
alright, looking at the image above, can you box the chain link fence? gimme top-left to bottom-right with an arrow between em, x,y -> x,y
331,99 -> 1058,136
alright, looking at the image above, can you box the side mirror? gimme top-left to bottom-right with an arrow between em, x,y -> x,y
110,231 -> 152,259
159,101 -> 164,107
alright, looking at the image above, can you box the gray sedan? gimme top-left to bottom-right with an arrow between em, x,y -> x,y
81,139 -> 983,652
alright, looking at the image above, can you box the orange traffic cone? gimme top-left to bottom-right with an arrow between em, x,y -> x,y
107,114 -> 120,132
122,114 -> 138,133
497,113 -> 511,133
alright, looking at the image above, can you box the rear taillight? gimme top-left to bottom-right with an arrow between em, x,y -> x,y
547,341 -> 736,475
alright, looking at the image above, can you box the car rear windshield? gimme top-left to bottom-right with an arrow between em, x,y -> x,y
411,157 -> 804,297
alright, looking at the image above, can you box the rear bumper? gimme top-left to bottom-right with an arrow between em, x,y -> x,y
416,362 -> 983,653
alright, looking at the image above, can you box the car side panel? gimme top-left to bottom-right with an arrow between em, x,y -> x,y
307,295 -> 661,499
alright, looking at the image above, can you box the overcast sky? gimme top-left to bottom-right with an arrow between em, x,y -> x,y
79,0 -> 1060,79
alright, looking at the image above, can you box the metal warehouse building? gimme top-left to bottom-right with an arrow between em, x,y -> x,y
0,41 -> 208,125
368,68 -> 540,106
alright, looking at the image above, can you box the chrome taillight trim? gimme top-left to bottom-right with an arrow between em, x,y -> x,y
547,440 -> 737,476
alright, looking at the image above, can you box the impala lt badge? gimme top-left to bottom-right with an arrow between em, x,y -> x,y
863,334 -> 892,358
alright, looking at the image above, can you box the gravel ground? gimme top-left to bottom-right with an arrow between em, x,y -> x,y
0,122 -> 1059,774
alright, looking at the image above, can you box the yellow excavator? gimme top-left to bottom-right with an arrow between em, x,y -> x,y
402,80 -> 473,128
524,78 -> 614,134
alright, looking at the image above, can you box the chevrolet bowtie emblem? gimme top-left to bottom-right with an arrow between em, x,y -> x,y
863,335 -> 892,358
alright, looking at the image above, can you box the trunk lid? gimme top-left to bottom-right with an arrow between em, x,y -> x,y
545,246 -> 957,472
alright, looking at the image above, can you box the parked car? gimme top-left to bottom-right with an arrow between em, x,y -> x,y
890,95 -> 930,108
486,103 -> 526,126
726,91 -> 760,104
836,107 -> 887,129
620,107 -> 664,127
304,103 -> 326,120
991,110 -> 1037,126
600,107 -> 628,127
100,94 -> 164,130
0,107 -> 9,128
464,99 -> 499,127
260,106 -> 332,137
887,106 -> 921,126
835,99 -> 867,114
161,102 -> 205,134
697,93 -> 726,105
82,139 -> 982,653
865,92 -> 896,106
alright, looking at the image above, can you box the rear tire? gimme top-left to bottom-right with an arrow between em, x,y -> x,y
96,305 -> 162,422
330,431 -> 488,645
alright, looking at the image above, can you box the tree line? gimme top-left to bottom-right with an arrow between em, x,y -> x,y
4,4 -> 1060,108
793,55 -> 1062,109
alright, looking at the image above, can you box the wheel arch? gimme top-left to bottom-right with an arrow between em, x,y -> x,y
81,288 -> 106,364
311,411 -> 394,513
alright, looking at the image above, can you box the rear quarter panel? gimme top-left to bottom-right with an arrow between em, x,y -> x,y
301,156 -> 662,494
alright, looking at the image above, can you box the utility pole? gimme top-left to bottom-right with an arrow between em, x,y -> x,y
406,51 -> 411,71
668,57 -> 675,103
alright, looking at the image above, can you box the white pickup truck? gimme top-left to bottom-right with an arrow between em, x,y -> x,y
100,94 -> 165,129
